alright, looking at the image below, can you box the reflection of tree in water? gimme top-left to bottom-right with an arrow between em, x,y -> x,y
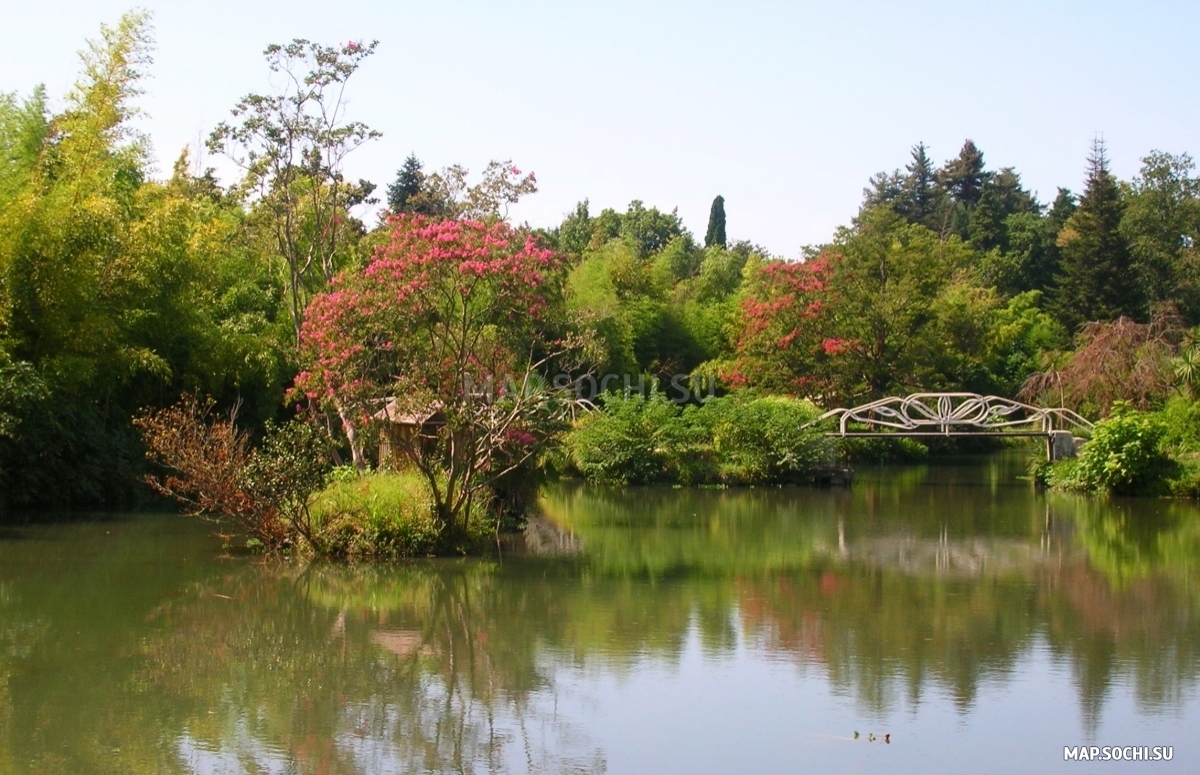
142,563 -> 607,775
1039,494 -> 1200,733
2,480 -> 1200,770
541,482 -> 1200,723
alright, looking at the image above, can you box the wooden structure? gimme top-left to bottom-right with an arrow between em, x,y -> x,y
373,399 -> 444,469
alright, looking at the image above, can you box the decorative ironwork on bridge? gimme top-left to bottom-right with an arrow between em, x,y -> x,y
812,393 -> 1093,438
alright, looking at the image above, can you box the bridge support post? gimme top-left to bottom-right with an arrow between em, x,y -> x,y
1047,430 -> 1078,461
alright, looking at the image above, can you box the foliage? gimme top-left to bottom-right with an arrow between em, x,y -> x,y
1121,151 -> 1200,320
1054,140 -> 1140,329
296,215 -> 581,535
1048,403 -> 1174,495
207,37 -> 380,343
564,393 -> 828,486
308,470 -> 445,558
386,153 -> 428,213
565,393 -> 693,485
1020,308 -> 1181,415
705,195 -> 727,248
414,160 -> 538,220
706,395 -> 829,482
0,13 -> 291,510
135,396 -> 257,525
137,396 -> 333,550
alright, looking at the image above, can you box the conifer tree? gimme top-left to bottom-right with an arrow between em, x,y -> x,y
898,142 -> 940,226
1054,140 -> 1139,328
968,183 -> 1007,252
386,154 -> 424,213
705,195 -> 727,248
940,140 -> 987,207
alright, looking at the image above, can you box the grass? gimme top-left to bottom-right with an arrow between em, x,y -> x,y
309,470 -> 441,559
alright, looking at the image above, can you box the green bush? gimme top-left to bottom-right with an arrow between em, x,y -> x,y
1159,394 -> 1200,455
565,393 -> 693,484
1052,403 -> 1174,495
309,470 -> 442,558
708,396 -> 829,484
564,392 -> 829,486
836,434 -> 930,463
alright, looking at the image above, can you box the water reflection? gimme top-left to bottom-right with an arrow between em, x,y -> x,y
0,457 -> 1199,773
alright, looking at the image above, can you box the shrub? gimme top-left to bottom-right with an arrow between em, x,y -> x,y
564,392 -> 830,486
565,393 -> 693,484
1159,394 -> 1200,455
837,435 -> 930,463
708,396 -> 829,484
1053,402 -> 1174,495
308,470 -> 493,558
137,397 -> 334,550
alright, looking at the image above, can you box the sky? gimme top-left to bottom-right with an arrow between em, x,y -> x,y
1,0 -> 1197,257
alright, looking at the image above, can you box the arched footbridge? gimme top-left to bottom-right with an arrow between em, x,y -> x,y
809,393 -> 1093,460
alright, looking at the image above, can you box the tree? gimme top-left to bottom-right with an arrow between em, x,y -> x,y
386,153 -> 425,213
1054,139 -> 1140,328
556,200 -> 593,256
940,140 -> 987,207
295,216 -> 581,537
705,195 -> 727,248
0,12 -> 290,508
968,183 -> 1008,252
207,38 -> 381,345
897,142 -> 941,227
1120,151 -> 1200,318
413,160 -> 537,221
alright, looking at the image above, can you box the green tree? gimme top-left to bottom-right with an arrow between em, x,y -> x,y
1120,151 -> 1200,319
0,12 -> 290,508
208,37 -> 381,345
1054,139 -> 1139,328
386,153 -> 425,213
940,139 -> 987,207
557,200 -> 593,256
705,195 -> 727,248
897,142 -> 941,227
969,182 -> 1008,252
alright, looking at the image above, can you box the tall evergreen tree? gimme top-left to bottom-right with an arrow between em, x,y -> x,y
898,142 -> 940,226
990,167 -> 1039,216
940,140 -> 987,207
705,195 -> 727,248
968,183 -> 1007,252
1054,140 -> 1139,328
386,154 -> 425,213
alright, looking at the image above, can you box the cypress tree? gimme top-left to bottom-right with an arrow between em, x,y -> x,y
1054,139 -> 1139,328
705,195 -> 727,248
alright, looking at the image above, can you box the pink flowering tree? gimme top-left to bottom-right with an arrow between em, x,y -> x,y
730,252 -> 853,399
295,215 -> 582,536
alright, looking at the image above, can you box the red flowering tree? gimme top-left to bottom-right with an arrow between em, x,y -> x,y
730,252 -> 851,399
295,215 -> 579,536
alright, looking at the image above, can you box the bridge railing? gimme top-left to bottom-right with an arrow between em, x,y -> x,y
809,393 -> 1094,437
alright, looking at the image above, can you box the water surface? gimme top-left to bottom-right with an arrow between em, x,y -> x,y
1,454 -> 1197,773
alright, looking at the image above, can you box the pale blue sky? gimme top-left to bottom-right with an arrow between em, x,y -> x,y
2,0 -> 1196,256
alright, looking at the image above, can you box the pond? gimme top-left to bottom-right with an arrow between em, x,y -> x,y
1,453 -> 1197,773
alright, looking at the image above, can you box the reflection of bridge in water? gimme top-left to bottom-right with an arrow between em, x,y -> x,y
810,393 -> 1094,460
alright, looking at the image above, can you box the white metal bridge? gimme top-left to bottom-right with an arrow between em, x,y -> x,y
810,393 -> 1093,458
